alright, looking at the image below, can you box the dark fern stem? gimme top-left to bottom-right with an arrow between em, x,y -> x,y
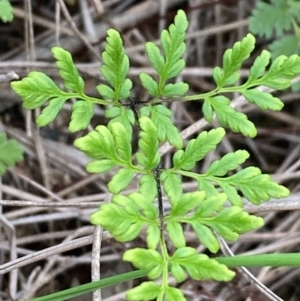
153,166 -> 164,230
129,98 -> 141,130
126,97 -> 164,230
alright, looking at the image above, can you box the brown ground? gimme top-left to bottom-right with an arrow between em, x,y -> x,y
1,1 -> 300,300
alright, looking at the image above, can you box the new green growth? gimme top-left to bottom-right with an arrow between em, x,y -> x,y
12,10 -> 299,301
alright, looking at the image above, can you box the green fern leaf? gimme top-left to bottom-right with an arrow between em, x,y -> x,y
91,193 -> 157,242
141,105 -> 183,148
136,116 -> 160,169
106,106 -> 135,134
100,29 -> 132,101
86,159 -> 116,173
208,96 -> 257,137
202,100 -> 213,122
162,82 -> 189,97
120,79 -> 133,99
137,175 -> 157,201
241,89 -> 283,111
188,194 -> 227,253
139,73 -> 159,97
11,49 -> 97,131
104,107 -> 121,118
69,101 -> 94,132
0,133 -> 23,175
205,150 -> 250,176
180,194 -> 264,251
129,192 -> 158,219
195,193 -> 227,216
108,168 -> 135,194
160,9 -> 188,79
161,171 -> 183,204
147,225 -> 160,250
197,179 -> 219,198
192,224 -> 219,253
173,128 -> 225,170
52,47 -> 84,93
126,282 -> 160,301
96,84 -> 115,99
142,10 -> 188,97
215,34 -> 255,87
36,97 -> 67,126
11,71 -> 64,109
166,221 -> 186,248
139,174 -> 157,201
203,206 -> 264,241
145,9 -> 188,81
144,42 -> 165,75
108,122 -> 132,164
165,287 -> 186,301
169,191 -> 205,217
91,202 -> 141,241
170,263 -> 186,283
170,247 -> 235,281
166,191 -> 205,248
246,50 -> 271,85
74,125 -> 116,159
260,54 -> 300,89
223,33 -> 255,81
126,193 -> 159,250
218,182 -> 242,206
123,248 -> 163,279
228,166 -> 290,204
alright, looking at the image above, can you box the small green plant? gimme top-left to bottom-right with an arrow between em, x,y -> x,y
11,10 -> 300,301
249,0 -> 300,59
0,133 -> 23,175
249,0 -> 300,92
0,1 -> 22,175
0,0 -> 13,23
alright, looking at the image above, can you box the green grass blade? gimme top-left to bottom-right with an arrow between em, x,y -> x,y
215,253 -> 300,267
29,269 -> 148,301
29,253 -> 300,301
